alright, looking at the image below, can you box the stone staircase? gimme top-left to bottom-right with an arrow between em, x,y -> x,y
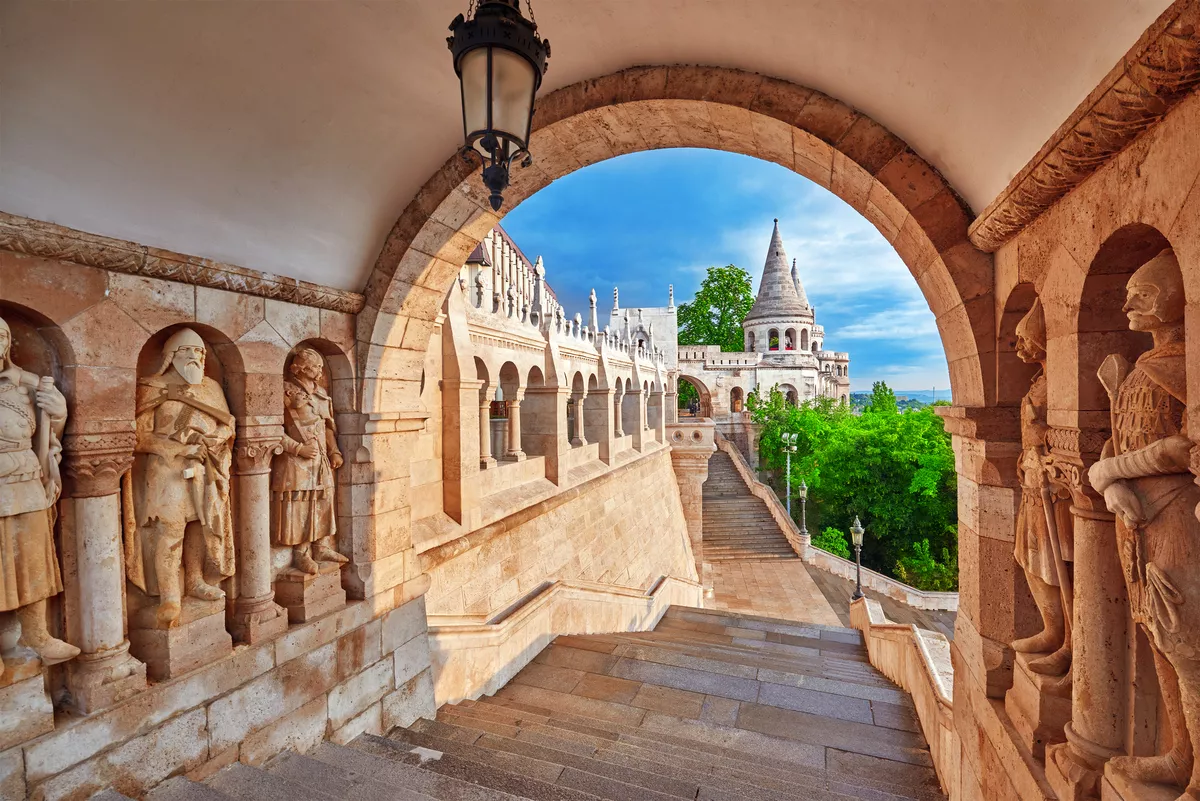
149,606 -> 943,801
703,450 -> 798,560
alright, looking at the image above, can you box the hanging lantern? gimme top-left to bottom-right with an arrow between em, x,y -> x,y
448,0 -> 551,211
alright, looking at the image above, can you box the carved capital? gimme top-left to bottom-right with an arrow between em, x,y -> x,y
1046,425 -> 1108,460
1043,450 -> 1108,515
63,432 -> 137,497
233,439 -> 284,475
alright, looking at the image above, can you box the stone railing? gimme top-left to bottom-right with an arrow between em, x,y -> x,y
851,598 -> 957,798
715,433 -> 958,612
426,575 -> 703,705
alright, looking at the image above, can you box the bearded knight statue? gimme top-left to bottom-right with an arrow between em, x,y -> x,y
126,329 -> 235,628
272,347 -> 346,573
0,316 -> 79,678
1088,249 -> 1200,796
1011,299 -> 1073,678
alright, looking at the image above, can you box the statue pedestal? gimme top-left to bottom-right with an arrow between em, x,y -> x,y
1005,652 -> 1071,760
0,651 -> 54,751
64,642 -> 147,713
128,596 -> 232,681
274,562 -> 345,623
1102,769 -> 1180,801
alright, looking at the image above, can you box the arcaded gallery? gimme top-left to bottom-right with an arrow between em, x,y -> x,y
1,2 -> 1200,800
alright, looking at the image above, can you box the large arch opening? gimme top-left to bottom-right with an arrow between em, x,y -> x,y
362,66 -> 992,418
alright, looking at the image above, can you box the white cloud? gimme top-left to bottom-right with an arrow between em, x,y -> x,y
836,300 -> 940,342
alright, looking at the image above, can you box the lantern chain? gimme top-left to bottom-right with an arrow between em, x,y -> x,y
467,0 -> 478,20
525,0 -> 537,27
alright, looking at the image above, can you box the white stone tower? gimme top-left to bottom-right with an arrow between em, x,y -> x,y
742,219 -> 815,354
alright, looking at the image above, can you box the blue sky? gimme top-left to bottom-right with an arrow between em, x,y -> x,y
501,148 -> 950,394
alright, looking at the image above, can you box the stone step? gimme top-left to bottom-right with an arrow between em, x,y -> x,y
304,741 -> 534,800
461,694 -> 940,799
351,733 -> 608,801
147,778 -> 239,801
269,751 -> 439,801
208,762 -> 337,801
401,721 -> 695,800
404,715 -> 873,801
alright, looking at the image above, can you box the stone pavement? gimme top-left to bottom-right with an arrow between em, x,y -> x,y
709,559 -> 843,628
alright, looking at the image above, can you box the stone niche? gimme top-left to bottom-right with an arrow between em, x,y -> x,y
270,341 -> 353,624
0,303 -> 71,756
0,252 -> 436,801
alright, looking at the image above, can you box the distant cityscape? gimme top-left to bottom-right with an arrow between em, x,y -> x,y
848,389 -> 947,412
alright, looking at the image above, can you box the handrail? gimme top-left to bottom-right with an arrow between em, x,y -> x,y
851,597 -> 957,797
427,575 -> 703,705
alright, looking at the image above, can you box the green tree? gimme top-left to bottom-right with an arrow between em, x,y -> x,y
748,381 -> 958,591
677,265 -> 755,353
811,527 -> 851,559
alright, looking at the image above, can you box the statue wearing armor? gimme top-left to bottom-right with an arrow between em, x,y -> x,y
1089,249 -> 1200,795
0,316 -> 79,678
1011,299 -> 1073,677
272,348 -> 346,573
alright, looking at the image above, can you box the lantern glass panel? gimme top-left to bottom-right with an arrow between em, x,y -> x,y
491,47 -> 536,146
460,48 -> 490,148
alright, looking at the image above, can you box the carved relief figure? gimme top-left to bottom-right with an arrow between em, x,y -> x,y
272,347 -> 346,573
126,329 -> 235,628
1011,299 -> 1074,677
0,316 -> 79,676
1088,249 -> 1200,794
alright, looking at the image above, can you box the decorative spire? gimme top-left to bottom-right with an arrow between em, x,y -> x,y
668,284 -> 675,311
790,258 -> 810,308
588,288 -> 598,332
612,287 -> 619,313
743,219 -> 812,324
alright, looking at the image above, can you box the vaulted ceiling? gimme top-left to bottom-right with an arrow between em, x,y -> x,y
0,0 -> 1170,291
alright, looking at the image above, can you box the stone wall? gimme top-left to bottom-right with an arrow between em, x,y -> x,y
952,46 -> 1200,801
420,447 -> 697,621
0,250 -> 436,799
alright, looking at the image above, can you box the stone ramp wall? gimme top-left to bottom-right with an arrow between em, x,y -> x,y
419,447 -> 697,620
416,447 -> 700,705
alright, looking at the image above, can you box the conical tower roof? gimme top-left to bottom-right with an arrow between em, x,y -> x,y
744,220 -> 811,323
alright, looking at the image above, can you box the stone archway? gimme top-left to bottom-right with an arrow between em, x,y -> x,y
359,65 -> 993,417
677,374 -> 714,418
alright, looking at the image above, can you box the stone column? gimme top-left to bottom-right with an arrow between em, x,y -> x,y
654,386 -> 667,444
228,429 -> 288,644
440,378 -> 484,528
586,388 -> 616,465
60,432 -> 147,714
631,389 -> 646,452
479,397 -> 495,469
667,420 -> 716,580
571,391 -> 587,447
505,390 -> 526,461
613,386 -> 625,438
1047,499 -> 1126,801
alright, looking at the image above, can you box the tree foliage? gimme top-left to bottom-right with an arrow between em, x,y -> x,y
747,381 -> 958,590
677,265 -> 755,353
811,527 -> 851,559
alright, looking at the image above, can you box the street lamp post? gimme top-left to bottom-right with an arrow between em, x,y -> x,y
797,478 -> 808,539
782,433 -> 798,518
850,516 -> 865,600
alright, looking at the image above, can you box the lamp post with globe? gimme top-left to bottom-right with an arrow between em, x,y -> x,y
850,516 -> 865,601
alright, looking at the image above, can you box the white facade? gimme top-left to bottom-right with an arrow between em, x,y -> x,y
615,221 -> 852,420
